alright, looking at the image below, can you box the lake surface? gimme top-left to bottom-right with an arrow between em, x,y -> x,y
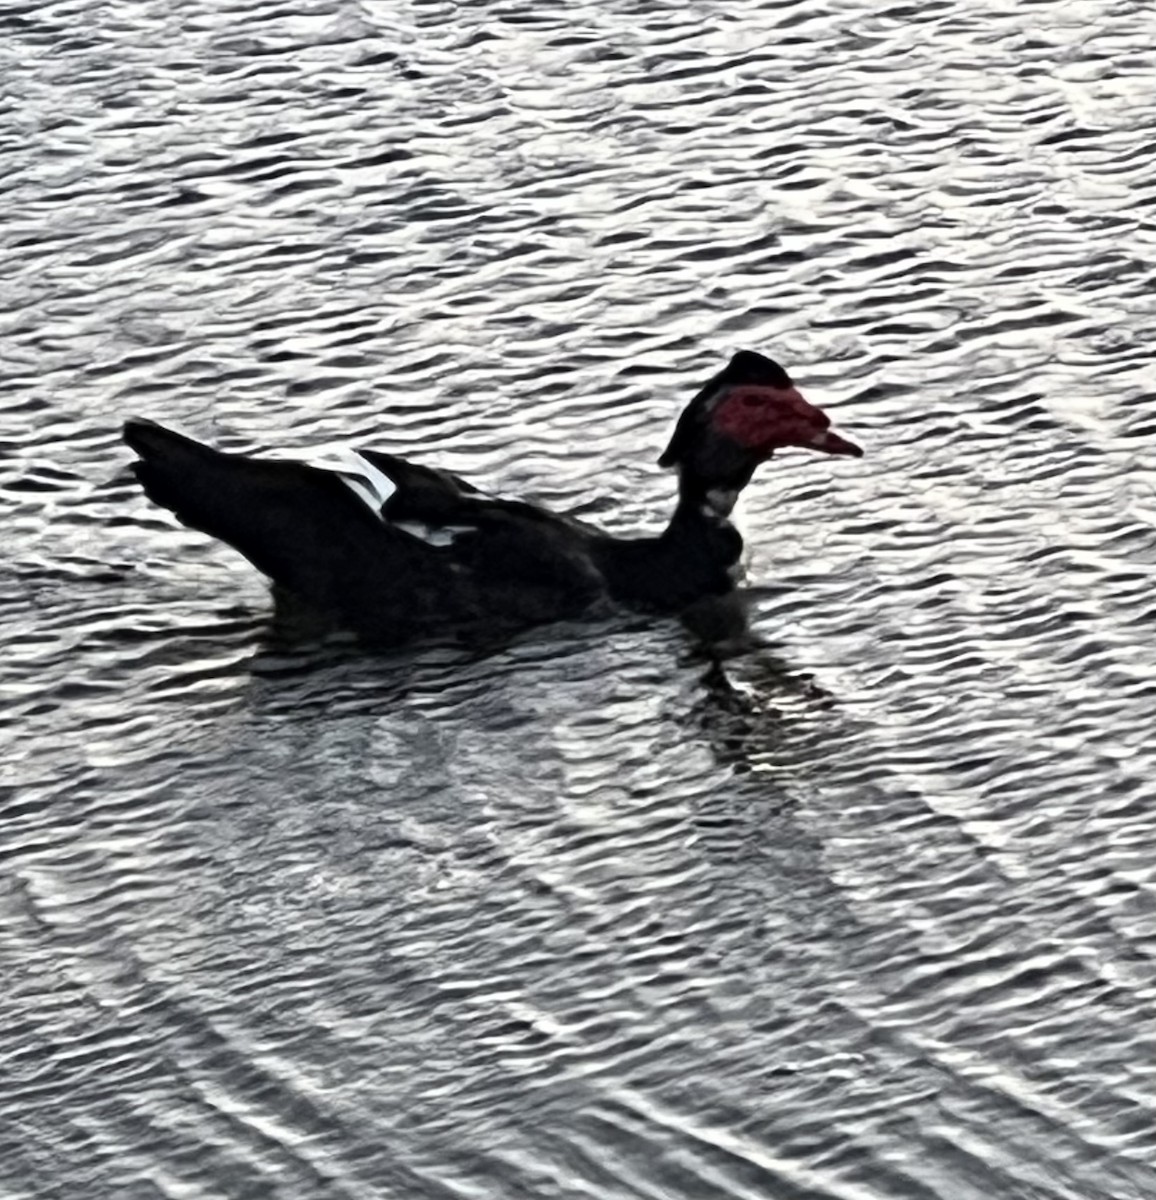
3,1 -> 1156,1197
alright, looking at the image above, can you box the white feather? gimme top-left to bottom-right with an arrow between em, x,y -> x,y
278,448 -> 480,543
394,520 -> 474,547
300,448 -> 397,518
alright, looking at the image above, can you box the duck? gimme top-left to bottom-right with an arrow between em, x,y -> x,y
122,350 -> 862,645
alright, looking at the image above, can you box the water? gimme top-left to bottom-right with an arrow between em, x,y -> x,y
3,1 -> 1156,1197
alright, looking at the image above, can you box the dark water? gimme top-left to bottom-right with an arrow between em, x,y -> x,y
3,1 -> 1156,1197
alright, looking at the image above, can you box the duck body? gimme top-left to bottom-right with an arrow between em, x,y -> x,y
123,352 -> 861,645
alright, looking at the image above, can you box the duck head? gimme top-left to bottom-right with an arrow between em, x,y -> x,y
660,350 -> 862,513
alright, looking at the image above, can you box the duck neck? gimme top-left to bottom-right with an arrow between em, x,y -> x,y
590,478 -> 742,612
657,466 -> 753,590
662,492 -> 736,542
656,482 -> 743,570
673,462 -> 755,522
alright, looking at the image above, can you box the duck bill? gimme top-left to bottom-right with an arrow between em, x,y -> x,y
811,428 -> 863,457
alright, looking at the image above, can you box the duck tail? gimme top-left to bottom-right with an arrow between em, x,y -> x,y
123,418 -> 226,514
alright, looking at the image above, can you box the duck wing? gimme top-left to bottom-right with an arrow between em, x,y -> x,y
124,420 -> 605,642
357,449 -> 610,631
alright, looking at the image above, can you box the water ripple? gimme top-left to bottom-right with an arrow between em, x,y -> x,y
3,0 -> 1156,1197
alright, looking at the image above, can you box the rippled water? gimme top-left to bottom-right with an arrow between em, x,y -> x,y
4,1 -> 1156,1196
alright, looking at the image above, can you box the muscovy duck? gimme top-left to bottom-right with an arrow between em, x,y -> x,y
123,351 -> 861,644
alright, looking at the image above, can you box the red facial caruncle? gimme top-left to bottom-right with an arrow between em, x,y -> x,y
711,383 -> 863,458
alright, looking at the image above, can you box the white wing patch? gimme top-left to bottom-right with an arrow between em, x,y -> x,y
302,448 -> 397,518
394,521 -> 475,548
285,448 -> 476,544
